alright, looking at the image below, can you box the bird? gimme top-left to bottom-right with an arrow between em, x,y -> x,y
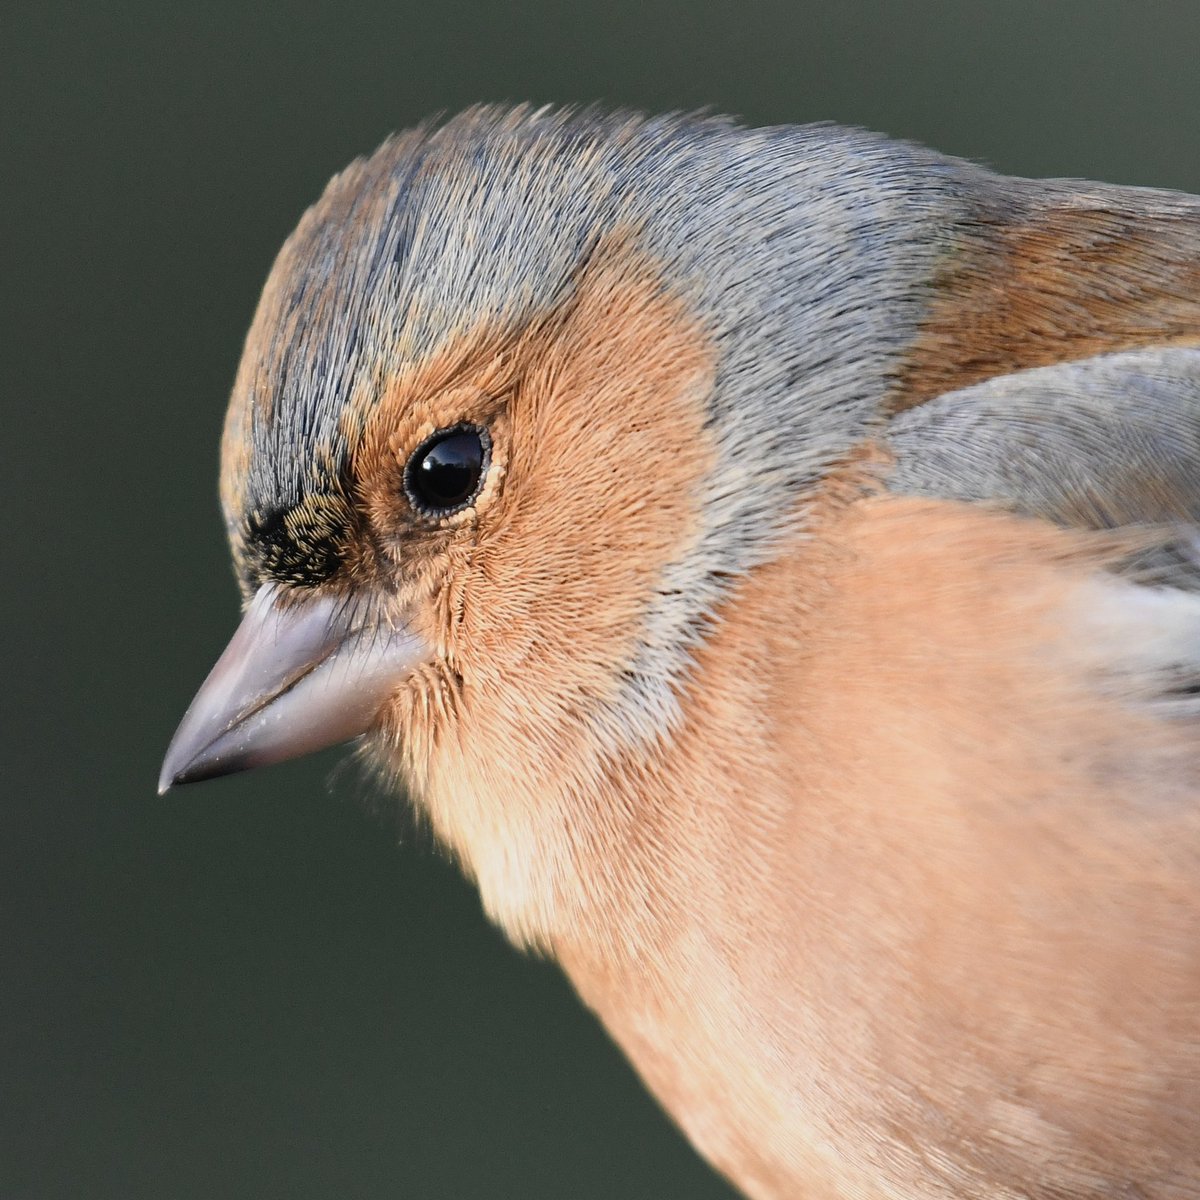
160,105 -> 1200,1199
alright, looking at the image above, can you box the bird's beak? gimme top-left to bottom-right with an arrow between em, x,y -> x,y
158,584 -> 428,793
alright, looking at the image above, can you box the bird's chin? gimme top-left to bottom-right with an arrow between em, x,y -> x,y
158,584 -> 431,793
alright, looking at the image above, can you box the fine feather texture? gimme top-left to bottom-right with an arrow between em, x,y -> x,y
211,107 -> 1200,1198
887,347 -> 1200,604
887,347 -> 1200,529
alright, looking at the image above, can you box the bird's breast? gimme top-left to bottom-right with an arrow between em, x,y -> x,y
551,493 -> 1200,1199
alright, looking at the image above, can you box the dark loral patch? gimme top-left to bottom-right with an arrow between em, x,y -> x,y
243,492 -> 355,588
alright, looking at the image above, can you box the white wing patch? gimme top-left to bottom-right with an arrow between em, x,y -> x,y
1074,569 -> 1200,717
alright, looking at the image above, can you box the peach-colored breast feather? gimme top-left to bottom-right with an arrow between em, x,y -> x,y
559,495 -> 1200,1198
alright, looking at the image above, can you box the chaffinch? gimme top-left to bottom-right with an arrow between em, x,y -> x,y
161,106 -> 1200,1199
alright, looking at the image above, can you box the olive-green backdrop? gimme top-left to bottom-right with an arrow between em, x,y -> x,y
6,3 -> 1200,1198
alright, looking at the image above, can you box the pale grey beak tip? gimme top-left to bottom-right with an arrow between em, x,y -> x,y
157,739 -> 248,795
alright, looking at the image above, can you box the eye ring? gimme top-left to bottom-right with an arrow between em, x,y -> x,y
403,423 -> 492,518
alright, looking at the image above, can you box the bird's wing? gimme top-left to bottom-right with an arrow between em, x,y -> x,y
885,345 -> 1200,573
752,346 -> 1200,1195
883,344 -> 1200,709
885,346 -> 1200,527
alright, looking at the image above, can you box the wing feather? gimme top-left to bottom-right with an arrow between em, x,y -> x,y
885,346 -> 1200,529
885,346 -> 1200,712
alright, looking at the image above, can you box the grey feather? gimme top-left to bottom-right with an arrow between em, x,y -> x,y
885,347 -> 1200,529
886,348 -> 1200,589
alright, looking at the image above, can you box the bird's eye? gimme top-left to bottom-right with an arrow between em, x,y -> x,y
403,424 -> 491,517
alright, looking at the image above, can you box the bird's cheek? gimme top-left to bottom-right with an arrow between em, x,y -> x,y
366,660 -> 463,790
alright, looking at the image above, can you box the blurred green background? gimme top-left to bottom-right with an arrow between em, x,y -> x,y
5,3 -> 1200,1197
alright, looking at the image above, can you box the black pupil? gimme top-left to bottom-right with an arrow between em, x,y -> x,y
409,429 -> 485,512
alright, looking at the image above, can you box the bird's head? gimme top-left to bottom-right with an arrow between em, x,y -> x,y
160,106 -> 947,935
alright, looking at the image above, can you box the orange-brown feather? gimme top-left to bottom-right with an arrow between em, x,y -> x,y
894,194 -> 1200,411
